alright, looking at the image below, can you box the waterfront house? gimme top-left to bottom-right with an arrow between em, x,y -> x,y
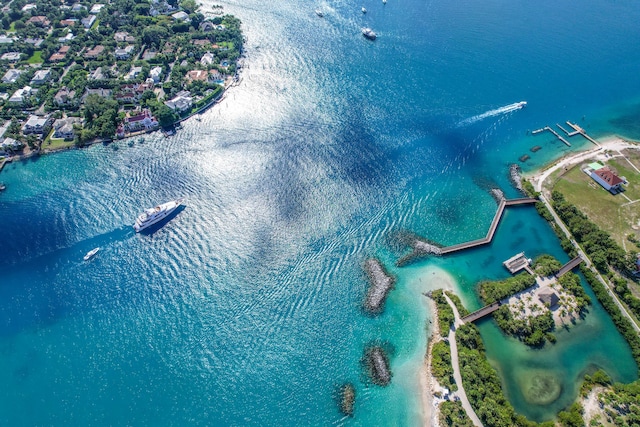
123,109 -> 159,132
22,115 -> 52,135
186,70 -> 209,82
53,117 -> 82,140
30,69 -> 51,85
165,90 -> 193,113
0,137 -> 23,151
8,86 -> 32,105
199,21 -> 215,32
2,69 -> 23,84
208,69 -> 224,84
586,163 -> 625,194
0,121 -> 9,139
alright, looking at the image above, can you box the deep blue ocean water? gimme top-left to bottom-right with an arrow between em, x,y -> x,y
1,0 -> 640,424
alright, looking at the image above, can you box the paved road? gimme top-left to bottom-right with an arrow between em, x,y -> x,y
444,294 -> 483,427
538,193 -> 640,333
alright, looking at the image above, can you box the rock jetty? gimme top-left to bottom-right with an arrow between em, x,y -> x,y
509,164 -> 525,193
363,346 -> 392,386
363,258 -> 396,314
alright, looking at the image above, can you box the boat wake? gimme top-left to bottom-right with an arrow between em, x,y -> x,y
458,101 -> 526,127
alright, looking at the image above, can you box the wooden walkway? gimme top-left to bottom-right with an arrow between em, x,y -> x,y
566,121 -> 601,147
556,256 -> 584,277
461,302 -> 501,324
439,197 -> 537,255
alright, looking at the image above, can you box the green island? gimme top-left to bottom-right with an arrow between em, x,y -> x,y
0,0 -> 242,160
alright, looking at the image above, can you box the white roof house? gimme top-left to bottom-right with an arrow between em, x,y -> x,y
172,11 -> 190,21
81,15 -> 97,29
2,69 -> 23,83
200,52 -> 215,66
90,4 -> 105,14
126,66 -> 143,80
149,66 -> 163,83
30,69 -> 51,85
1,52 -> 21,62
115,45 -> 135,60
165,90 -> 193,112
21,3 -> 36,12
22,115 -> 51,134
8,86 -> 32,104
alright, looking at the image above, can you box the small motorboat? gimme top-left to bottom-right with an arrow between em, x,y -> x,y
361,7 -> 367,13
84,247 -> 100,261
315,9 -> 323,17
0,182 -> 5,191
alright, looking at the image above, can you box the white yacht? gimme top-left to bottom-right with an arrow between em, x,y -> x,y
84,247 -> 100,261
134,199 -> 184,232
362,27 -> 376,40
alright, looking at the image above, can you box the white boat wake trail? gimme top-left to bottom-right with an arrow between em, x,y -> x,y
458,101 -> 526,127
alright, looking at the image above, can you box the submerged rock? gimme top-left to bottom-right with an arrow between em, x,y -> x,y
339,383 -> 356,416
363,346 -> 392,386
363,258 -> 395,314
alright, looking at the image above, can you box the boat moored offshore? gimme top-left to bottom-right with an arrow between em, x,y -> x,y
83,247 -> 100,261
362,27 -> 376,40
134,198 -> 184,232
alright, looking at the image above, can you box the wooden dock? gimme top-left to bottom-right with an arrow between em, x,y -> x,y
438,197 -> 537,255
461,302 -> 501,324
531,126 -> 571,146
556,123 -> 580,137
555,256 -> 584,277
566,121 -> 600,147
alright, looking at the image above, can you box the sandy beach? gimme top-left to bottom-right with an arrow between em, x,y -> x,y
525,135 -> 640,192
411,265 -> 461,427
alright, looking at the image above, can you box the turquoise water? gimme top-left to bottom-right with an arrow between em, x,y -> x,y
1,0 -> 640,424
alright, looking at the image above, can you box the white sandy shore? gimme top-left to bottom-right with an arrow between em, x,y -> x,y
525,135 -> 640,192
410,265 -> 461,427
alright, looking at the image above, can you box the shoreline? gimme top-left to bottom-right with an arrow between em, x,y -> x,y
410,265 -> 461,427
523,134 -> 640,192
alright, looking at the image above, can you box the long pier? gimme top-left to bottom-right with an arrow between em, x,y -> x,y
566,121 -> 600,147
556,123 -> 580,137
556,256 -> 584,277
461,302 -> 501,324
438,197 -> 537,255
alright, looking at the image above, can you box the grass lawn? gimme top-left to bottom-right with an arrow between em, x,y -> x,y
43,136 -> 75,151
553,156 -> 640,250
27,51 -> 43,64
8,22 -> 15,32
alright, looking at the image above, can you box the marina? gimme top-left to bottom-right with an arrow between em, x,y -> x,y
531,121 -> 601,148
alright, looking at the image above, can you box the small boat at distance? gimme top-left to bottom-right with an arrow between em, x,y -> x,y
134,198 -> 184,232
383,0 -> 386,4
362,27 -> 376,40
84,247 -> 100,261
361,7 -> 367,13
0,182 -> 5,191
315,9 -> 323,17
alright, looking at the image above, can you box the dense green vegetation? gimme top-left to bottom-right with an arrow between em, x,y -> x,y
439,400 -> 473,427
432,289 -> 455,337
552,191 -> 640,322
431,341 -> 457,392
532,254 -> 562,277
557,272 -> 591,313
478,272 -> 536,304
493,306 -> 556,347
456,323 -> 539,427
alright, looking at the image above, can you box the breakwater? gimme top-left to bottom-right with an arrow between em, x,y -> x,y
509,164 -> 525,194
363,346 -> 392,386
363,258 -> 396,314
338,383 -> 356,416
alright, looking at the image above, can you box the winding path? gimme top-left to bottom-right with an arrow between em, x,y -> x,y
443,294 -> 483,427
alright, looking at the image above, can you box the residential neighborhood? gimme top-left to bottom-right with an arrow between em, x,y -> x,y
0,0 -> 242,158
